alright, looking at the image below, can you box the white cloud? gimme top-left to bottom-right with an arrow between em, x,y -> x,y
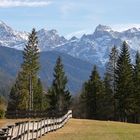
0,0 -> 52,8
111,24 -> 140,31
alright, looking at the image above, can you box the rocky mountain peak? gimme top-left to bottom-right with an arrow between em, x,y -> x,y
95,24 -> 112,32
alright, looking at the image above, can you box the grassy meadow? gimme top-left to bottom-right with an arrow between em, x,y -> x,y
41,119 -> 140,140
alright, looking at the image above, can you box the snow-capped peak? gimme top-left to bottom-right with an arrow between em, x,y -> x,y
0,20 -> 140,68
37,28 -> 67,51
0,20 -> 14,34
124,27 -> 140,33
0,20 -> 9,27
70,36 -> 78,41
48,29 -> 58,34
38,28 -> 57,34
95,24 -> 112,32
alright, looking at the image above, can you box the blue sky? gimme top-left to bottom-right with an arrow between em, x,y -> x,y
0,0 -> 140,38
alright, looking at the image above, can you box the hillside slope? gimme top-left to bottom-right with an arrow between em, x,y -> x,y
41,119 -> 140,140
0,46 -> 93,95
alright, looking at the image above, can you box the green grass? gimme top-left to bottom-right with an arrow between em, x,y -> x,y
41,119 -> 140,140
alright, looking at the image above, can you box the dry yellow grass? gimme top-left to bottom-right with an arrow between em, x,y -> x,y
0,119 -> 18,128
41,119 -> 140,140
0,119 -> 34,128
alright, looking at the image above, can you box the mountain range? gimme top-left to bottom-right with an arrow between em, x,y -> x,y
0,21 -> 140,96
0,21 -> 139,66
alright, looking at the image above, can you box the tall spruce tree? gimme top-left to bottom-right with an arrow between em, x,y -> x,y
7,82 -> 19,111
47,57 -> 71,115
7,71 -> 29,111
115,41 -> 134,122
101,73 -> 114,120
80,81 -> 92,119
80,65 -> 103,119
106,46 -> 118,94
33,78 -> 44,111
22,28 -> 40,111
133,51 -> 140,122
106,46 -> 118,120
8,28 -> 41,111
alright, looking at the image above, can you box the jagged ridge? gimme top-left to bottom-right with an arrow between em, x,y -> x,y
0,21 -> 140,66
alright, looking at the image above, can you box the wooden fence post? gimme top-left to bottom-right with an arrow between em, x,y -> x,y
15,123 -> 21,139
45,118 -> 48,134
36,120 -> 39,139
31,121 -> 34,140
7,125 -> 14,140
20,122 -> 24,140
26,121 -> 30,140
39,120 -> 42,138
43,119 -> 45,136
22,122 -> 27,140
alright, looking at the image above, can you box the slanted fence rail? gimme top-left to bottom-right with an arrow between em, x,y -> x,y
0,110 -> 72,140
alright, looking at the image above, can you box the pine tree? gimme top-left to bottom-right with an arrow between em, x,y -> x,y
80,65 -> 103,119
7,85 -> 18,111
7,71 -> 29,111
80,81 -> 92,119
47,57 -> 71,115
115,41 -> 134,122
101,73 -> 114,120
22,28 -> 40,111
106,46 -> 118,94
106,46 -> 118,120
7,28 -> 41,112
33,78 -> 44,111
133,51 -> 140,122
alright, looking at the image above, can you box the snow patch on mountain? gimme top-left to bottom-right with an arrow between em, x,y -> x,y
37,29 -> 67,50
0,21 -> 140,67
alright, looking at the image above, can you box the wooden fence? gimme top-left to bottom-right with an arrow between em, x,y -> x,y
0,110 -> 72,140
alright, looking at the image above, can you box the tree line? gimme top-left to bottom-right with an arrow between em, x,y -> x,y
73,41 -> 140,123
1,28 -> 140,123
7,29 -> 71,116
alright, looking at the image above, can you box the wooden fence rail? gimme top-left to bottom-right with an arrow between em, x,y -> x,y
0,110 -> 72,140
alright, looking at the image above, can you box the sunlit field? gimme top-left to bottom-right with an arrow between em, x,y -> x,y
41,119 -> 140,140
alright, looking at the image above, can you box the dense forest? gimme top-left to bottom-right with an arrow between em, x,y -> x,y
73,42 -> 140,123
0,29 -> 140,124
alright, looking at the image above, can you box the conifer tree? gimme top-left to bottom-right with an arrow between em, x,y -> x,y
106,46 -> 118,120
115,41 -> 134,122
80,65 -> 102,119
47,57 -> 71,114
7,72 -> 29,111
106,46 -> 118,94
101,73 -> 114,120
133,51 -> 140,122
22,28 -> 40,111
33,78 -> 44,111
8,28 -> 41,112
79,81 -> 91,118
7,84 -> 18,111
